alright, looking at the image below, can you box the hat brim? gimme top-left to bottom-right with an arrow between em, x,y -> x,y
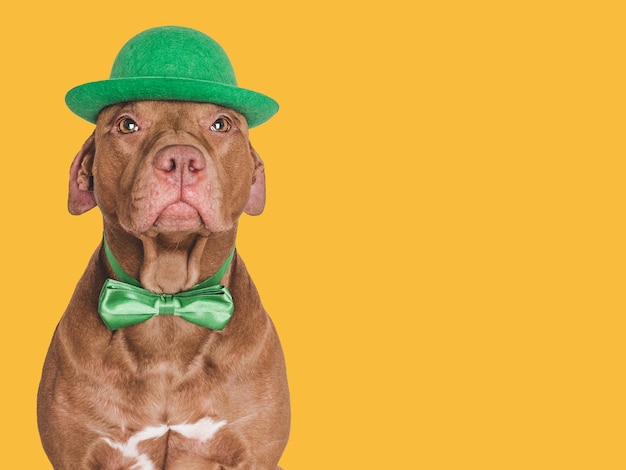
65,77 -> 279,128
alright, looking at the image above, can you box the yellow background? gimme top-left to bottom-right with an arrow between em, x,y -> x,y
1,0 -> 624,468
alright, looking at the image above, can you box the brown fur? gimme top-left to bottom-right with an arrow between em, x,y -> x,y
38,101 -> 290,469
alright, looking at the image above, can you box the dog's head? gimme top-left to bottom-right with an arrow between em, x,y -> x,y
68,100 -> 266,238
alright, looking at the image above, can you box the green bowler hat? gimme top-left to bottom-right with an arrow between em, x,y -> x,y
65,26 -> 278,128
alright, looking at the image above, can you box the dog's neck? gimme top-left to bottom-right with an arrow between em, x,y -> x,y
103,226 -> 237,294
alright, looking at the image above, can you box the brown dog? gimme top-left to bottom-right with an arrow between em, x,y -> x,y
37,101 -> 290,469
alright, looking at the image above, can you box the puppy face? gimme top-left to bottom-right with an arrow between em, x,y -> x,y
74,101 -> 265,237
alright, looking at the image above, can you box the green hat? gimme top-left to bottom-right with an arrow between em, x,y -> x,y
65,26 -> 278,128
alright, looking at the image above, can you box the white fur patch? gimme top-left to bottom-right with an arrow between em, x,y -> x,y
102,424 -> 168,470
103,418 -> 226,469
170,416 -> 227,442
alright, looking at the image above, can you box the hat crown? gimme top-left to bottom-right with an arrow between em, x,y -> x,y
110,26 -> 238,86
66,26 -> 278,127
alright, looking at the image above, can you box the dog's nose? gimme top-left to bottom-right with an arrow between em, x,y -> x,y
153,145 -> 206,186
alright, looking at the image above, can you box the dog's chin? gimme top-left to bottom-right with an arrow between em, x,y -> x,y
132,202 -> 233,240
154,202 -> 202,230
123,201 -> 235,239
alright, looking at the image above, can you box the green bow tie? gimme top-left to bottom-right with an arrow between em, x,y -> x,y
98,237 -> 235,331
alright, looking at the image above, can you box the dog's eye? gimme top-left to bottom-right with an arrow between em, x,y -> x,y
117,118 -> 140,134
210,118 -> 231,133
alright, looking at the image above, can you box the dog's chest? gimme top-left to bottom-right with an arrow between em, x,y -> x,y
93,335 -> 239,469
97,318 -> 224,414
102,416 -> 229,468
111,316 -> 218,364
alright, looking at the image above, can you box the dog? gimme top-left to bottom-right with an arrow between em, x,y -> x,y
37,27 -> 290,469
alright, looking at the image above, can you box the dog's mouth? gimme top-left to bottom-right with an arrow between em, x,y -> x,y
153,201 -> 203,232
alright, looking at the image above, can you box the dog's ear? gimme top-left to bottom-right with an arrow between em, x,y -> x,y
68,133 -> 97,215
244,145 -> 266,216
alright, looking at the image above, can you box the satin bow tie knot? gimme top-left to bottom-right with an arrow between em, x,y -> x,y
97,237 -> 235,331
